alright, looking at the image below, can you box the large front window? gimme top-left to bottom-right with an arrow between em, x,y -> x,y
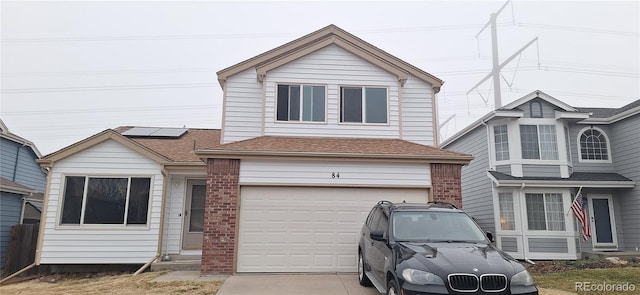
520,125 -> 558,160
525,193 -> 565,231
277,84 -> 325,122
340,86 -> 387,123
61,176 -> 151,226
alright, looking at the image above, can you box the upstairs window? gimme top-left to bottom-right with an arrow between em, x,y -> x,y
520,124 -> 558,160
494,124 -> 510,161
340,86 -> 388,123
579,127 -> 610,161
61,176 -> 151,226
277,84 -> 325,122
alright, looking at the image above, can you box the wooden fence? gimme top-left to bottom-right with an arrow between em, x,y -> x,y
4,223 -> 39,275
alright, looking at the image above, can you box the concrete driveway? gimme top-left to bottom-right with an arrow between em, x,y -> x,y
215,273 -> 381,295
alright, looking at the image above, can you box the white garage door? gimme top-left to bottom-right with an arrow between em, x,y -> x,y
237,186 -> 428,272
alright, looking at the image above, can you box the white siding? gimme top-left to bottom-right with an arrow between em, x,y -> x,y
40,140 -> 163,264
263,45 -> 401,138
240,159 -> 430,187
401,75 -> 435,145
222,68 -> 263,143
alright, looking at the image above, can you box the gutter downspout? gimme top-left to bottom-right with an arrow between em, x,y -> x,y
134,166 -> 170,275
0,263 -> 36,284
519,182 -> 535,265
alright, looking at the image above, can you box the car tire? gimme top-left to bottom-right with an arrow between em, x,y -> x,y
387,279 -> 399,295
358,251 -> 372,286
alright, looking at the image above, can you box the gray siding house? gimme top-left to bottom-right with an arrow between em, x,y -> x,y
0,119 -> 47,270
442,91 -> 639,260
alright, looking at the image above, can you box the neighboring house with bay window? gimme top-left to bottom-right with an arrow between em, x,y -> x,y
441,91 -> 639,260
33,25 -> 472,275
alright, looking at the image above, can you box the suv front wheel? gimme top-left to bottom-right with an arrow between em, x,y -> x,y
387,279 -> 399,295
357,251 -> 371,286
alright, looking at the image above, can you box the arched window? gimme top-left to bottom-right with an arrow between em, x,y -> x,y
530,101 -> 543,118
578,127 -> 610,161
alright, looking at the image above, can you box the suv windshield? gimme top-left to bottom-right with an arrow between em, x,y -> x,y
392,211 -> 487,243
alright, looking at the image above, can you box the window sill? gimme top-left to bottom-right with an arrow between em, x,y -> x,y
55,224 -> 151,231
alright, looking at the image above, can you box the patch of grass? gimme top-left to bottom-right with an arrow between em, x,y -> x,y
531,267 -> 640,295
0,271 -> 223,295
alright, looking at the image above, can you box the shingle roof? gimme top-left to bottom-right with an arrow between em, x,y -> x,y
575,99 -> 640,118
114,127 -> 221,162
488,171 -> 633,182
1,176 -> 35,195
198,136 -> 472,162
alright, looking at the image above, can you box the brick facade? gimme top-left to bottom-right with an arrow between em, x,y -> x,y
201,158 -> 240,275
431,163 -> 463,208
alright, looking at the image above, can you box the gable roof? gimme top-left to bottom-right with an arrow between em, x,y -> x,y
0,118 -> 43,158
217,24 -> 443,91
441,90 -> 590,147
1,176 -> 36,195
39,127 -> 222,167
500,90 -> 577,112
196,136 -> 472,164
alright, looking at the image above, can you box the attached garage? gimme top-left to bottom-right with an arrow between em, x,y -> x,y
237,186 -> 428,272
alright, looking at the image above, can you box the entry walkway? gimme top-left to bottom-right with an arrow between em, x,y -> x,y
215,274 -> 380,295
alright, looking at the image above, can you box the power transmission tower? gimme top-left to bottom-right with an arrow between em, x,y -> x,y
467,0 -> 539,108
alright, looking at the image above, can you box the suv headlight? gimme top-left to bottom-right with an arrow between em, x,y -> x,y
511,270 -> 535,286
402,269 -> 444,285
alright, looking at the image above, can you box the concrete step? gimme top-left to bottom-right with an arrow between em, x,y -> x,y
151,260 -> 201,271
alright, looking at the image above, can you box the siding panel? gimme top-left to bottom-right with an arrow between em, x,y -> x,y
500,237 -> 518,252
443,126 -> 494,232
610,115 -> 640,250
240,159 -> 430,187
528,238 -> 569,253
0,192 -> 22,268
40,140 -> 164,264
263,45 -> 401,139
401,76 -> 435,145
522,165 -> 560,177
222,68 -> 263,143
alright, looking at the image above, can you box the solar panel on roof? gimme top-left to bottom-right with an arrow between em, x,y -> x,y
122,127 -> 187,138
151,128 -> 188,137
122,127 -> 160,137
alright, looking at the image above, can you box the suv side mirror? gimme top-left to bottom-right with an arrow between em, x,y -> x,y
370,230 -> 386,242
486,231 -> 494,243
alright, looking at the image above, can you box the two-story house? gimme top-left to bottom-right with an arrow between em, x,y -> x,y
33,25 -> 472,275
442,91 -> 639,260
0,119 -> 47,271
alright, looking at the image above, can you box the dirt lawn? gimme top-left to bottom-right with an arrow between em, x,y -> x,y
0,271 -> 222,295
1,271 -> 580,295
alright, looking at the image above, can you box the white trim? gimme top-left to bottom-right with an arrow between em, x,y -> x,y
554,110 -> 590,120
576,126 -> 613,164
587,194 -> 618,250
501,90 -> 577,112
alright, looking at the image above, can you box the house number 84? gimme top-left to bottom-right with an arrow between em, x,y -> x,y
332,172 -> 340,179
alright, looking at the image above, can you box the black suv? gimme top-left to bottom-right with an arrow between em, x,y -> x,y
358,201 -> 538,295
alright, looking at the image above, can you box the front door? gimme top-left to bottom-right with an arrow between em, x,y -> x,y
182,179 -> 206,250
588,194 -> 618,250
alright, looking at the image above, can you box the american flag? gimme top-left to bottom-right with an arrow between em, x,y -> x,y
571,191 -> 591,241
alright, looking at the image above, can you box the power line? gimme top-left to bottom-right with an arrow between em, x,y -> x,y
1,83 -> 219,93
516,22 -> 639,37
